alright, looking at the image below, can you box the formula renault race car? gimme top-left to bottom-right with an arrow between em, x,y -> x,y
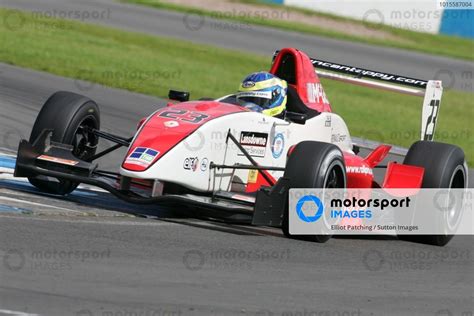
14,48 -> 468,246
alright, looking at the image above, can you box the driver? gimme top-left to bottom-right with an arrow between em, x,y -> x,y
236,72 -> 288,118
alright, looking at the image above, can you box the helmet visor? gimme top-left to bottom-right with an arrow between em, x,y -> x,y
236,91 -> 273,109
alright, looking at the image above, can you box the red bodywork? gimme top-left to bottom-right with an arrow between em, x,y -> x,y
270,47 -> 332,113
122,101 -> 247,171
344,145 -> 424,189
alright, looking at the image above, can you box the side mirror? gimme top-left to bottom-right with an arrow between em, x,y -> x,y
285,111 -> 307,124
168,90 -> 190,102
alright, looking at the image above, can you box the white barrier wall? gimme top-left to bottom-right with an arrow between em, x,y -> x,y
285,0 -> 443,34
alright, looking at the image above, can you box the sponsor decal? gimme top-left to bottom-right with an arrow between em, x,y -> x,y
164,120 -> 179,128
271,133 -> 285,158
242,81 -> 255,88
307,83 -> 329,104
37,155 -> 79,166
183,157 -> 199,171
239,132 -> 268,158
325,115 -> 332,127
346,166 -> 373,175
237,91 -> 272,99
125,147 -> 160,167
200,158 -> 209,172
331,133 -> 347,143
311,59 -> 428,88
247,169 -> 258,184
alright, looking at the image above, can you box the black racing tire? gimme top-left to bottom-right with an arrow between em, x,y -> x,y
282,141 -> 346,243
397,141 -> 467,246
28,91 -> 100,195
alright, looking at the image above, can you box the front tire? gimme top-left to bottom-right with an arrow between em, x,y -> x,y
397,141 -> 467,246
282,141 -> 346,242
28,91 -> 100,195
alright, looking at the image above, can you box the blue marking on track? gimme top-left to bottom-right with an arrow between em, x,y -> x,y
72,190 -> 99,197
0,204 -> 32,214
0,155 -> 16,169
0,179 -> 32,190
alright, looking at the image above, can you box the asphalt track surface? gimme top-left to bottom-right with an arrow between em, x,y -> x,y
1,0 -> 474,92
0,1 -> 473,316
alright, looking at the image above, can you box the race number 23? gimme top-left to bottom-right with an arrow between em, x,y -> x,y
158,109 -> 209,124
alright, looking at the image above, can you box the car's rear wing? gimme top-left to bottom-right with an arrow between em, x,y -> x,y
310,57 -> 443,143
273,51 -> 443,155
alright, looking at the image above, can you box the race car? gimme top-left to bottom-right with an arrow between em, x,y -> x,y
14,47 -> 468,246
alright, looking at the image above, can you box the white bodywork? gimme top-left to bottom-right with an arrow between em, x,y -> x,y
120,111 -> 352,192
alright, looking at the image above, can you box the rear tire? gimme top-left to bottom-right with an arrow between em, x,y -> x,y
282,141 -> 346,243
28,91 -> 100,195
397,141 -> 467,246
